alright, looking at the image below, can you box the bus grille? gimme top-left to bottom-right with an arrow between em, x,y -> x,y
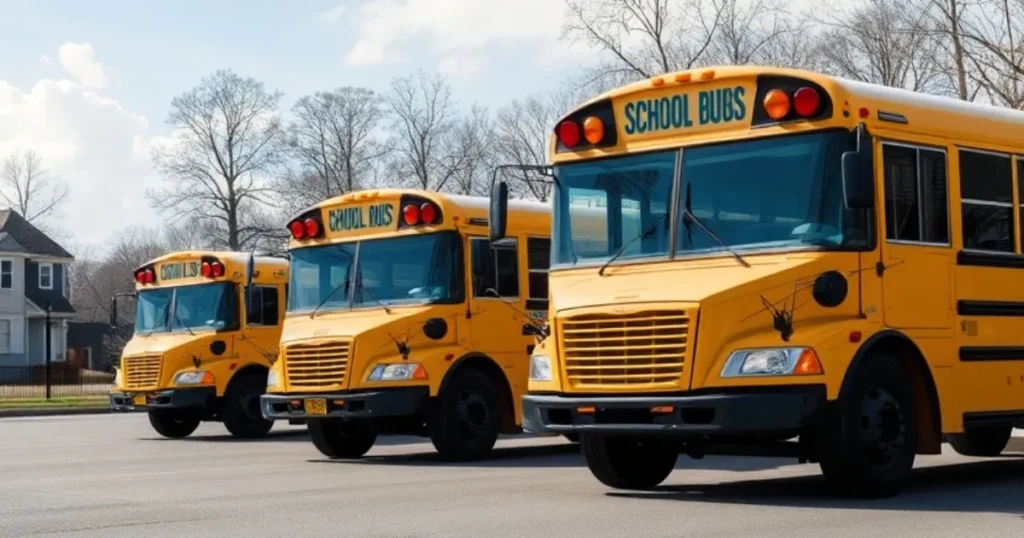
283,340 -> 352,390
123,355 -> 162,390
561,310 -> 689,389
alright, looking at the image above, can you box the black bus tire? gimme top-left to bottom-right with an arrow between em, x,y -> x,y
148,409 -> 201,439
428,369 -> 502,461
581,434 -> 678,490
817,352 -> 917,498
221,372 -> 274,439
308,418 -> 377,459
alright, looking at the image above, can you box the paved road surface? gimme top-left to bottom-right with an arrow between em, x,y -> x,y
1,414 -> 1021,537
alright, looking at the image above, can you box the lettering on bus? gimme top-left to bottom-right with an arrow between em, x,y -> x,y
328,203 -> 395,232
623,86 -> 747,136
160,261 -> 201,281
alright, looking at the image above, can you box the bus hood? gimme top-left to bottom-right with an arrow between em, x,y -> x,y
280,306 -> 439,345
121,331 -> 222,357
549,252 -> 836,312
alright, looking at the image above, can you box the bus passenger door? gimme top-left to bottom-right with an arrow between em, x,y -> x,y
878,141 -> 952,329
466,236 -> 529,375
241,285 -> 281,366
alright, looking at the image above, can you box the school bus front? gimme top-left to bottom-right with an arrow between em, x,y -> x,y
108,252 -> 288,439
490,65 -> 1024,497
261,189 -> 552,461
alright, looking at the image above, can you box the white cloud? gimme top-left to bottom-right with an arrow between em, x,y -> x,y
344,0 -> 590,73
318,4 -> 347,25
57,43 -> 108,88
0,76 -> 160,254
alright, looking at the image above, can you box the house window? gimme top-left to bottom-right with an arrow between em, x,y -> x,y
39,263 -> 54,290
526,238 -> 550,311
883,143 -> 949,244
470,238 -> 519,298
0,260 -> 11,289
960,149 -> 1014,253
0,319 -> 10,353
246,286 -> 280,326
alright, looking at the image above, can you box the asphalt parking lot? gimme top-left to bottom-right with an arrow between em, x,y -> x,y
1,414 -> 1022,537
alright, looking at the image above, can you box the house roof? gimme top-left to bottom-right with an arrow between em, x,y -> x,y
0,210 -> 73,259
26,292 -> 75,315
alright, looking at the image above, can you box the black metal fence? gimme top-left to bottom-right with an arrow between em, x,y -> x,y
0,364 -> 115,400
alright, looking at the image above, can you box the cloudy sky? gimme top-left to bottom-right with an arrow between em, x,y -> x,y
0,0 -> 591,254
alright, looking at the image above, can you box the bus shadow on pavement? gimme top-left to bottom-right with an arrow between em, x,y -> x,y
311,440 -> 803,471
313,442 -> 584,468
607,455 -> 1024,516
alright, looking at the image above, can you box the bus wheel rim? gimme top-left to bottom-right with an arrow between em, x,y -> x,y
858,386 -> 906,466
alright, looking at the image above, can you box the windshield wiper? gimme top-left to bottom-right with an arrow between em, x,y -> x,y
598,213 -> 668,276
354,275 -> 393,315
681,182 -> 750,268
310,279 -> 351,319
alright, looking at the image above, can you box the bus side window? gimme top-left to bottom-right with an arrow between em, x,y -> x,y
247,286 -> 280,326
471,238 -> 519,298
526,237 -> 550,311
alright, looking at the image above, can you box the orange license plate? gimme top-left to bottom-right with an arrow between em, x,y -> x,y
303,398 -> 327,416
133,395 -> 146,406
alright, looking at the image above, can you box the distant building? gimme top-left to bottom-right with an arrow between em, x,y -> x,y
0,210 -> 75,366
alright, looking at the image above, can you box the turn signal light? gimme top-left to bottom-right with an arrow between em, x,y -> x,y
763,89 -> 791,120
793,349 -> 824,376
583,116 -> 605,144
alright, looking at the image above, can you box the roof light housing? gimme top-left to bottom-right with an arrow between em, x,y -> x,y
553,98 -> 618,153
751,75 -> 833,126
286,209 -> 325,241
397,194 -> 443,229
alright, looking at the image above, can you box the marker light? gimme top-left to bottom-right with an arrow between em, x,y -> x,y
419,203 -> 437,224
289,220 -> 305,239
557,121 -> 581,149
583,116 -> 605,145
142,269 -> 155,284
303,218 -> 320,238
793,87 -> 821,117
763,90 -> 791,120
210,261 -> 224,277
403,204 -> 420,226
200,262 -> 212,277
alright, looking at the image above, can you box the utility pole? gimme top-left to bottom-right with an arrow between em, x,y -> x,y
45,300 -> 52,400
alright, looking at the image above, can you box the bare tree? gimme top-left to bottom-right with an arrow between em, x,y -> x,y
562,0 -> 728,91
920,0 -> 980,101
814,0 -> 949,93
148,69 -> 285,250
448,105 -> 494,196
492,92 -> 576,202
957,0 -> 1024,108
282,87 -> 387,209
707,0 -> 814,67
0,149 -> 70,226
386,70 -> 468,191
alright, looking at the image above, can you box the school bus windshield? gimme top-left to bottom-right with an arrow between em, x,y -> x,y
553,129 -> 870,267
287,230 -> 462,313
134,281 -> 239,334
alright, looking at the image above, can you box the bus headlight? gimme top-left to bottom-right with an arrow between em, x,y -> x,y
174,370 -> 215,385
266,369 -> 279,389
529,355 -> 552,381
721,348 -> 823,377
368,363 -> 427,381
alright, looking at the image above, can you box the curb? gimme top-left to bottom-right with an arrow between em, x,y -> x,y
0,407 -> 128,418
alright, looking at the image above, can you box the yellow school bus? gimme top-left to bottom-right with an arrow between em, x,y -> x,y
489,65 -> 1024,497
109,251 -> 288,439
260,188 -> 551,461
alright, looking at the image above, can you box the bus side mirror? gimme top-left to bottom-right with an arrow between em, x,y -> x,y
245,253 -> 256,288
489,180 -> 508,242
109,297 -> 118,329
842,131 -> 874,209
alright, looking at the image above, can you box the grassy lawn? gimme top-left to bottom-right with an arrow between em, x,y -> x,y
0,395 -> 109,409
